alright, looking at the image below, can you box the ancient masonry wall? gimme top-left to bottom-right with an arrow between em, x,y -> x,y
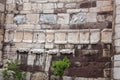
0,0 -> 5,63
113,0 -> 120,80
4,0 -> 113,80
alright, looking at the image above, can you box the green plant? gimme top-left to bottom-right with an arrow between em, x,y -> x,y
52,57 -> 70,79
2,60 -> 24,80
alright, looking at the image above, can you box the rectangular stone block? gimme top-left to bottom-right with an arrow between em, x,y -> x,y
26,14 -> 39,24
113,68 -> 120,79
68,31 -> 79,44
115,39 -> 120,47
65,3 -> 76,8
23,3 -> 31,10
114,55 -> 120,61
0,3 -> 4,12
48,0 -> 58,2
87,13 -> 97,22
18,24 -> 35,29
57,13 -> 70,24
115,46 -> 120,54
33,31 -> 45,43
23,31 -> 33,43
6,14 -> 14,24
57,3 -> 64,8
101,6 -> 113,12
80,30 -> 90,44
40,14 -> 57,24
43,3 -> 54,10
114,61 -> 120,67
6,4 -> 15,11
55,31 -> 67,44
30,0 -> 48,3
97,1 -> 112,7
13,31 -> 23,42
101,29 -> 112,43
67,9 -> 88,13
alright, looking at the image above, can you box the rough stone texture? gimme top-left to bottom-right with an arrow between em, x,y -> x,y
70,12 -> 87,24
40,14 -> 57,24
113,68 -> 120,79
14,15 -> 25,24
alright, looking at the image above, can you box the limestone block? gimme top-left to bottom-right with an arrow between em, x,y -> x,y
27,54 -> 36,65
67,9 -> 88,13
14,15 -> 25,24
6,14 -> 14,24
101,6 -> 113,12
80,30 -> 90,44
68,31 -> 79,44
57,3 -> 64,8
31,3 -> 37,12
40,14 -> 57,24
23,31 -> 33,43
55,32 -> 67,44
89,7 -> 100,13
57,13 -> 70,24
97,15 -> 105,22
114,55 -> 120,61
18,24 -> 35,29
87,13 -> 97,22
23,3 -> 31,10
103,49 -> 110,57
6,4 -> 15,11
45,42 -> 54,49
43,3 -> 54,10
101,29 -> 112,43
26,14 -> 39,24
115,46 -> 120,54
116,14 -> 120,24
13,31 -> 23,42
33,31 -> 45,43
43,10 -> 54,13
97,1 -> 112,7
0,3 -> 4,12
90,29 -> 100,44
65,3 -> 76,8
113,68 -> 120,79
114,61 -> 120,67
116,0 -> 120,5
115,39 -> 120,47
30,0 -> 48,3
48,0 -> 58,2
4,30 -> 9,42
116,6 -> 120,14
70,12 -> 87,24
6,0 -> 14,4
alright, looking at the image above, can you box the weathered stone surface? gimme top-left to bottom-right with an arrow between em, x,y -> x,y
63,76 -> 72,80
101,6 -> 113,12
23,31 -> 33,43
65,3 -> 76,8
45,55 -> 52,72
26,14 -> 39,24
55,32 -> 67,44
6,4 -> 15,11
115,39 -> 120,47
13,31 -> 23,42
101,29 -> 112,43
43,3 -> 54,10
6,14 -> 14,24
116,14 -> 120,24
103,49 -> 110,57
97,1 -> 112,7
113,68 -> 120,79
40,14 -> 57,24
87,13 -> 97,22
114,61 -> 120,67
114,55 -> 120,61
33,31 -> 45,43
23,3 -> 31,10
30,0 -> 48,3
57,13 -> 70,24
67,9 -> 88,13
57,3 -> 64,8
80,30 -> 90,44
14,15 -> 25,24
48,0 -> 58,2
90,29 -> 100,44
0,3 -> 4,12
70,12 -> 87,24
68,31 -> 79,44
115,47 -> 120,54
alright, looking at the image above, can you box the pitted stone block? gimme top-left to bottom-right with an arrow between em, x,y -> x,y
70,12 -> 87,24
55,31 -> 67,44
87,13 -> 97,22
101,29 -> 112,43
80,29 -> 90,44
90,29 -> 100,44
23,3 -> 31,10
14,15 -> 25,24
13,31 -> 23,42
33,30 -> 45,43
57,13 -> 70,24
68,30 -> 79,44
23,30 -> 33,43
26,14 -> 39,24
40,14 -> 57,24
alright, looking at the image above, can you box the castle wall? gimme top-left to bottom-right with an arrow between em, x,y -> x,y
4,0 -> 113,80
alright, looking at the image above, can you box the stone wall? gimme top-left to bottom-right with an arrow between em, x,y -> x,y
4,0 -> 113,80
